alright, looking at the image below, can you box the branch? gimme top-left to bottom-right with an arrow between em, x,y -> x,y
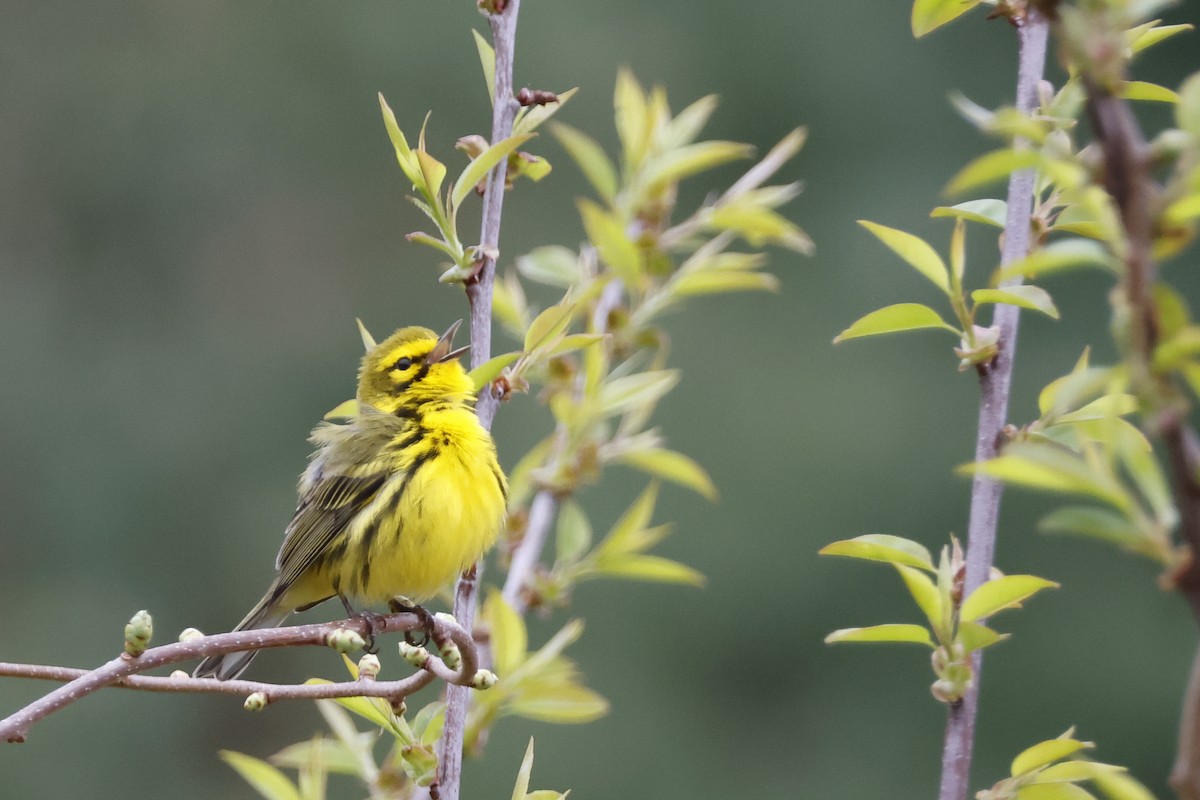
500,277 -> 624,614
938,10 -> 1049,800
1075,31 -> 1200,800
441,3 -> 524,799
0,611 -> 482,744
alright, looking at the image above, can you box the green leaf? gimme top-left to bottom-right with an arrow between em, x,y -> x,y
995,239 -> 1116,282
324,398 -> 358,421
708,205 -> 814,252
945,148 -> 1041,195
601,483 -> 659,555
1055,394 -> 1138,423
220,751 -> 303,800
618,448 -> 717,500
452,133 -> 535,210
818,534 -> 935,571
895,564 -> 944,634
485,590 -> 528,677
1038,506 -> 1144,549
551,123 -> 618,202
614,68 -> 651,171
961,575 -> 1059,622
663,94 -> 719,148
964,445 -> 1132,511
378,94 -> 421,186
911,0 -> 984,36
1088,768 -> 1157,800
834,303 -> 959,342
524,303 -> 575,354
932,198 -> 1008,228
510,682 -> 610,724
512,739 -> 535,800
592,553 -> 705,586
578,199 -> 641,281
1121,80 -> 1178,103
472,29 -> 496,105
672,270 -> 780,296
555,500 -> 592,566
1164,193 -> 1200,224
857,220 -> 950,295
1177,72 -> 1200,136
516,246 -> 582,288
1036,761 -> 1126,784
304,679 -> 405,739
468,351 -> 522,393
548,333 -> 607,357
642,141 -> 754,188
973,286 -> 1060,319
1129,22 -> 1193,54
598,371 -> 680,418
415,150 -> 447,200
1016,785 -> 1097,800
824,624 -> 934,647
957,621 -> 1007,653
272,737 -> 366,777
1012,735 -> 1093,777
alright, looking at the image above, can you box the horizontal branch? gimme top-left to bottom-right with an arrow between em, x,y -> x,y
0,611 -> 482,744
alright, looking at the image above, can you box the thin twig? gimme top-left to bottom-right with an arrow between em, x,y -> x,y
938,11 -> 1048,800
500,277 -> 625,614
442,3 -> 524,799
502,489 -> 559,612
0,612 -> 478,744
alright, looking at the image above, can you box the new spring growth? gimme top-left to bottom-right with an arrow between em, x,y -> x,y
399,640 -> 431,669
325,628 -> 366,655
358,653 -> 382,680
431,611 -> 462,669
123,610 -> 153,657
243,692 -> 268,711
178,627 -> 203,643
931,643 -> 972,704
470,669 -> 498,690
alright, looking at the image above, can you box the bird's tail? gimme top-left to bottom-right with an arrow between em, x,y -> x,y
192,589 -> 292,681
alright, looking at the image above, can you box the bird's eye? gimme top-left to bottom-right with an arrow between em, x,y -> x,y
394,357 -> 414,371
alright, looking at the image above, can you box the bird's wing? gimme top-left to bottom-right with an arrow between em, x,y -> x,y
272,469 -> 389,595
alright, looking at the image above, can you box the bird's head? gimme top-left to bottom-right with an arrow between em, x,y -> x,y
357,320 -> 473,414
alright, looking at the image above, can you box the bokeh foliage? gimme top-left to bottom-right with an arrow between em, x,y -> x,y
3,2 -> 1200,799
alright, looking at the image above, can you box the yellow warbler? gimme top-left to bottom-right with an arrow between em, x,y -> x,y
194,320 -> 507,680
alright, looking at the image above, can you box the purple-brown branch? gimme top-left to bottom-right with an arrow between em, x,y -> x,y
0,611 -> 482,745
1075,39 -> 1200,800
937,10 -> 1049,800
442,3 -> 524,800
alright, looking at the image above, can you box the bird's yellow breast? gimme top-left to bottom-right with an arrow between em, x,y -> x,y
317,406 -> 507,604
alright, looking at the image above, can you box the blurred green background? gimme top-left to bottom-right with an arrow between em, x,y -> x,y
4,1 -> 1200,797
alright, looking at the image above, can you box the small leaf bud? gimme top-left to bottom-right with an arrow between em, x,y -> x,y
399,640 -> 430,669
326,628 -> 366,654
124,610 -> 154,657
358,653 -> 382,680
401,743 -> 440,786
169,670 -> 189,680
390,698 -> 408,716
439,642 -> 462,672
470,669 -> 498,690
931,678 -> 963,704
243,692 -> 268,711
178,627 -> 204,643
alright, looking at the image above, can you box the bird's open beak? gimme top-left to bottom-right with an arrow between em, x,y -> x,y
429,319 -> 471,363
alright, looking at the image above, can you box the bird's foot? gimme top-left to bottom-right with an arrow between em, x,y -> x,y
388,597 -> 435,648
348,607 -> 388,656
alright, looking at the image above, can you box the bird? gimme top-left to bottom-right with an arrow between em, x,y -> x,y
193,319 -> 507,680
